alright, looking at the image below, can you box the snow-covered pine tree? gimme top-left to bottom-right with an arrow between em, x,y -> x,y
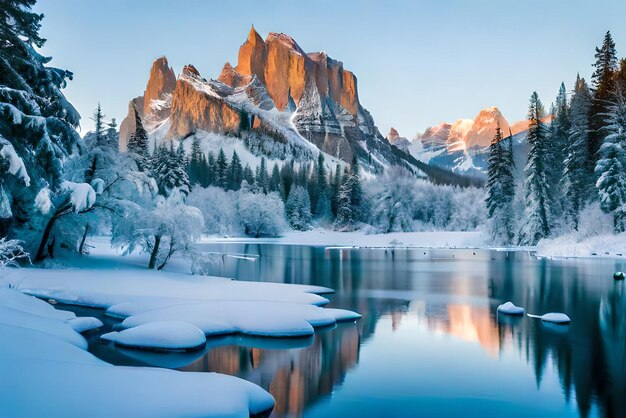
485,125 -> 516,244
228,151 -> 243,191
126,104 -> 149,171
349,155 -> 364,222
268,163 -> 280,193
518,92 -> 552,245
91,103 -> 105,144
151,142 -> 190,197
330,163 -> 341,218
595,86 -> 626,232
549,82 -> 570,219
280,160 -> 294,200
242,163 -> 254,188
334,169 -> 355,230
188,136 -> 203,186
589,31 -> 618,173
215,148 -> 228,189
255,157 -> 268,193
0,0 -> 81,243
564,75 -> 592,229
285,185 -> 312,230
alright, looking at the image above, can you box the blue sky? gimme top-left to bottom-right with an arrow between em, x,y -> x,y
35,0 -> 625,137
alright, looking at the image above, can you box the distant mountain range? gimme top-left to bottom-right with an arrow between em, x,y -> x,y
388,107 -> 553,178
118,27 -> 480,187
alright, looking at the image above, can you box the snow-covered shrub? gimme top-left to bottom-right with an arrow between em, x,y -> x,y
186,187 -> 241,236
365,172 -> 486,233
367,168 -> 418,233
577,203 -> 614,239
0,238 -> 29,268
113,191 -> 204,270
285,186 -> 312,230
237,191 -> 286,237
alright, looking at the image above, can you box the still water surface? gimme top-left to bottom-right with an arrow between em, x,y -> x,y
73,244 -> 626,417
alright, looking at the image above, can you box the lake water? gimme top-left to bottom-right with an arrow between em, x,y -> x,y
70,244 -> 626,418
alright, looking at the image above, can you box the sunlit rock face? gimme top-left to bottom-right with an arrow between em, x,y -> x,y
118,27 -> 423,176
119,57 -> 176,151
167,67 -> 242,139
218,27 -> 380,163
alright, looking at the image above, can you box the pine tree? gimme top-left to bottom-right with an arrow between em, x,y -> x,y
518,92 -> 551,245
564,75 -> 592,229
91,103 -> 105,144
126,104 -> 149,171
589,31 -> 618,173
215,148 -> 228,189
485,125 -> 516,244
550,83 -> 570,214
188,137 -> 203,186
255,157 -> 268,193
285,186 -> 312,230
228,151 -> 243,190
595,86 -> 626,232
152,142 -> 190,196
243,164 -> 254,187
330,163 -> 342,217
280,160 -> 294,200
206,152 -> 216,186
349,155 -> 364,221
0,0 -> 81,240
269,163 -> 280,193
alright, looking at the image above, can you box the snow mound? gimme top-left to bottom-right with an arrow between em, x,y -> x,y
0,305 -> 87,349
102,321 -> 206,351
0,288 -> 275,416
60,181 -> 96,212
497,301 -> 525,315
0,288 -> 75,321
528,312 -> 571,324
66,316 -> 103,333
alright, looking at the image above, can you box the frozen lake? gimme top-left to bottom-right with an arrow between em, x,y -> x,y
69,244 -> 626,417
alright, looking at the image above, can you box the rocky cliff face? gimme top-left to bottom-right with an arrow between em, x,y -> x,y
119,27 -> 405,173
216,27 -> 381,164
119,56 -> 176,151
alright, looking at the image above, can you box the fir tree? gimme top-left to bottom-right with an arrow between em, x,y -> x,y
549,82 -> 570,214
206,153 -> 216,186
0,0 -> 81,241
564,75 -> 592,228
285,186 -> 312,230
269,163 -> 281,193
485,125 -> 516,244
188,137 -> 203,186
349,155 -> 364,221
280,160 -> 294,200
518,92 -> 551,245
330,163 -> 342,217
595,86 -> 626,232
126,104 -> 149,171
255,157 -> 268,193
91,103 -> 105,144
215,148 -> 228,189
243,164 -> 254,188
152,142 -> 190,197
228,151 -> 243,190
589,31 -> 618,173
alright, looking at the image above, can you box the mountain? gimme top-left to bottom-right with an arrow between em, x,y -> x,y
406,107 -> 552,177
118,27 -> 479,186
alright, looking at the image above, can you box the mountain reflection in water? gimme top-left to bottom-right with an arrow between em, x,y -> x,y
78,244 -> 626,418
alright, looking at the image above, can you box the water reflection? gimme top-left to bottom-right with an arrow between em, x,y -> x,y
76,244 -> 626,417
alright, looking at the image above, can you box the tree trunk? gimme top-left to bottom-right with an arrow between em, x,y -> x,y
148,235 -> 161,269
78,224 -> 90,255
35,215 -> 58,262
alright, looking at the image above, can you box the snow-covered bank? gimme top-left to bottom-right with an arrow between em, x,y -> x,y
202,229 -> 488,249
1,237 -> 360,341
0,288 -> 274,417
536,232 -> 626,259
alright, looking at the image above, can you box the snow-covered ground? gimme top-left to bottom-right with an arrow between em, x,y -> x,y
536,232 -> 626,259
202,229 -> 489,249
0,287 -> 274,417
